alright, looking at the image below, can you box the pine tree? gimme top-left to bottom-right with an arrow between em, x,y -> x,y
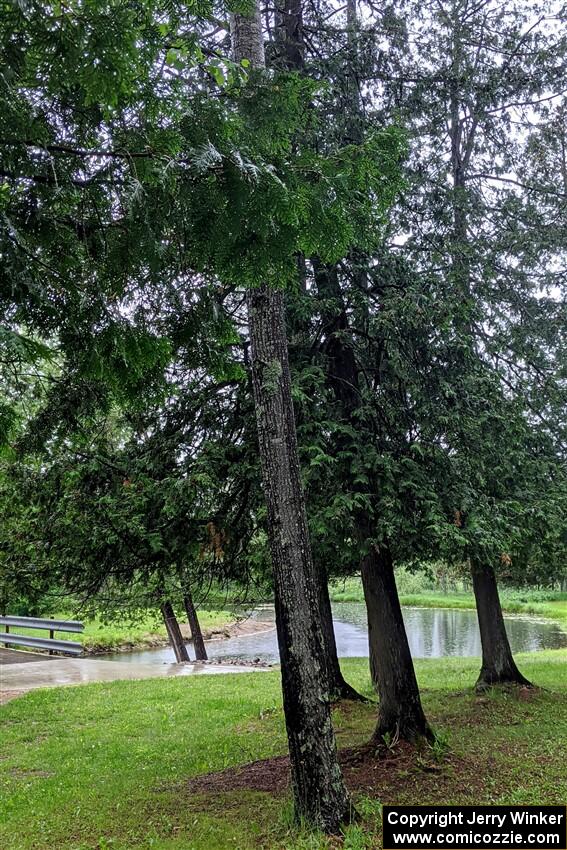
229,4 -> 353,831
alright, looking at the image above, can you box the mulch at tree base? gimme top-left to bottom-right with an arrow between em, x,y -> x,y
186,741 -> 489,802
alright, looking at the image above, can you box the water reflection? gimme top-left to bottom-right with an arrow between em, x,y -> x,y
105,603 -> 567,666
336,604 -> 567,659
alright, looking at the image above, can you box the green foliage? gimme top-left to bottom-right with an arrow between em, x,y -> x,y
1,0 -> 565,619
281,0 -> 567,586
0,0 -> 410,613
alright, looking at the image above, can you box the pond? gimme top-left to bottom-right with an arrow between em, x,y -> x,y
105,603 -> 567,665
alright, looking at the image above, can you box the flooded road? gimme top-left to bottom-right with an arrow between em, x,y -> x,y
105,603 -> 567,665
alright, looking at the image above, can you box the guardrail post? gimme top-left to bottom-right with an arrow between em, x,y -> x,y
49,616 -> 55,655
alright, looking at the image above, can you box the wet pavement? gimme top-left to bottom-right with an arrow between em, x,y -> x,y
0,649 -> 270,704
4,604 -> 565,704
0,648 -> 55,665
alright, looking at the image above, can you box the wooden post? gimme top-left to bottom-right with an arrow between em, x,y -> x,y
49,616 -> 55,655
183,593 -> 208,661
161,601 -> 190,663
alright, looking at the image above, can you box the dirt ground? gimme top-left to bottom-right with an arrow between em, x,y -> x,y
185,739 -> 491,803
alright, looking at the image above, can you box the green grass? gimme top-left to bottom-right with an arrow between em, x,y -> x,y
396,593 -> 567,626
330,577 -> 567,627
2,651 -> 566,850
7,610 -> 236,653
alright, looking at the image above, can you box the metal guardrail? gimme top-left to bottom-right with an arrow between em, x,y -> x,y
0,615 -> 84,656
0,616 -> 83,633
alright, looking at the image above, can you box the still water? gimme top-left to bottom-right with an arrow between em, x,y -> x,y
106,603 -> 567,665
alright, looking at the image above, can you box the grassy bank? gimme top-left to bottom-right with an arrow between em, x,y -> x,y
330,577 -> 567,627
396,593 -> 567,626
10,609 -> 237,653
12,583 -> 566,655
2,651 -> 566,850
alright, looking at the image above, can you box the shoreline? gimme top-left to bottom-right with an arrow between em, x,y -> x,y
80,593 -> 567,655
8,601 -> 565,663
84,615 -> 275,656
395,595 -> 567,630
330,590 -> 567,629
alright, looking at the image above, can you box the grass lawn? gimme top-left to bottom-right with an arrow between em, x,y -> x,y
1,651 -> 566,850
330,578 -> 567,627
8,610 -> 236,653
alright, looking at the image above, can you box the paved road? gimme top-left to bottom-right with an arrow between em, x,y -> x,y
0,648 -> 269,704
0,648 -> 56,665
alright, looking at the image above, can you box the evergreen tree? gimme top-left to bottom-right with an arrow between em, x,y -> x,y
372,0 -> 566,686
229,4 -> 353,831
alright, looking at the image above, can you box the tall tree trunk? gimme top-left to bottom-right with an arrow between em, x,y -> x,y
161,600 -> 190,663
471,559 -> 531,690
329,3 -> 429,739
314,559 -> 365,702
447,23 -> 529,692
271,0 -> 362,707
313,258 -> 431,741
247,285 -> 352,832
231,8 -> 352,832
274,0 -> 304,68
361,542 -> 432,742
183,593 -> 207,661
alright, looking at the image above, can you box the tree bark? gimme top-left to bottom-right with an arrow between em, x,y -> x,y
446,26 -> 531,693
471,559 -> 532,690
274,0 -> 304,69
161,600 -> 190,663
316,4 -> 429,741
231,8 -> 353,832
183,593 -> 207,661
361,542 -> 432,742
247,284 -> 352,831
314,559 -> 365,702
313,258 -> 431,741
271,1 -> 363,709
231,4 -> 265,68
